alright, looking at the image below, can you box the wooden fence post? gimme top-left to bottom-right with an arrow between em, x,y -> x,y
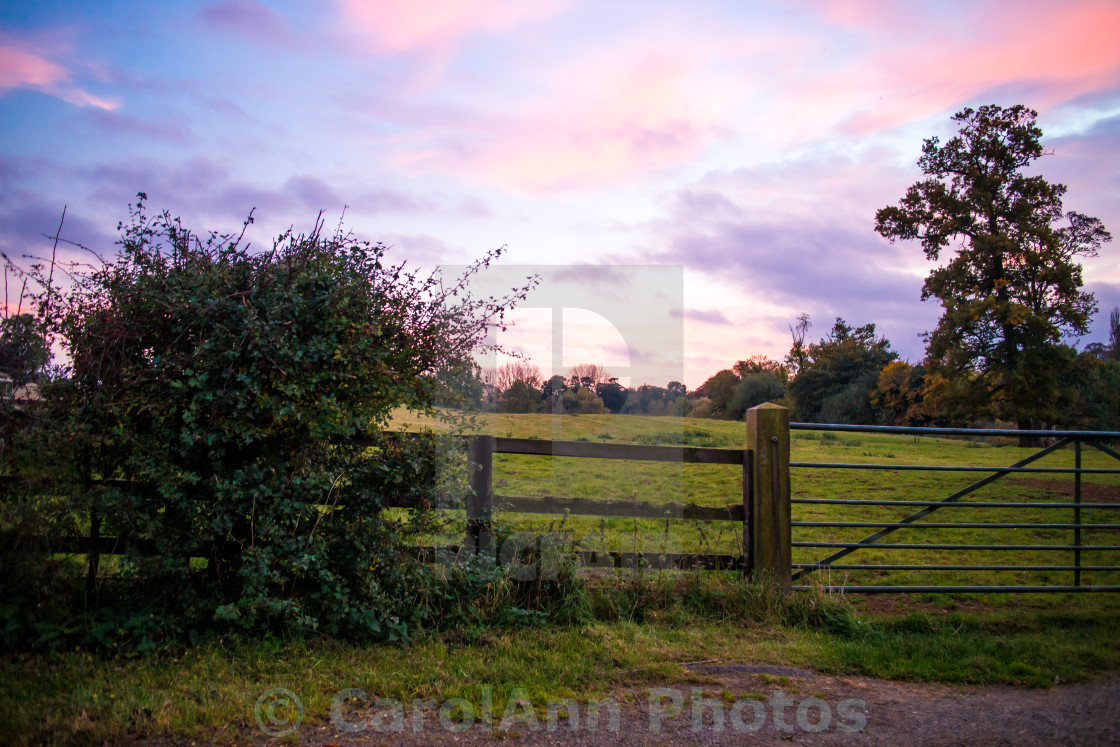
745,403 -> 791,591
468,435 -> 494,561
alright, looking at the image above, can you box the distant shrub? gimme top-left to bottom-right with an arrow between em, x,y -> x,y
687,397 -> 714,419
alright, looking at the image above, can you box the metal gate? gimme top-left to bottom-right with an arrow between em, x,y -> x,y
789,424 -> 1120,593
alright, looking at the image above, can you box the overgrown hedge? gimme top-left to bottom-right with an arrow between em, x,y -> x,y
0,197 -> 536,651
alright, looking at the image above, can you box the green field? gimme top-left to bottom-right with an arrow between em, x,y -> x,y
396,411 -> 1120,592
4,411 -> 1120,744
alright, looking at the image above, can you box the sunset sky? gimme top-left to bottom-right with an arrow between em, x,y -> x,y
2,0 -> 1119,388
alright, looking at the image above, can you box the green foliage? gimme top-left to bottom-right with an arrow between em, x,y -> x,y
686,396 -> 714,418
1,196 -> 536,649
431,360 -> 485,410
539,374 -> 567,413
695,369 -> 740,418
786,317 -> 898,423
875,104 -> 1112,429
871,361 -> 928,426
1069,354 -> 1120,432
621,384 -> 678,415
0,313 -> 50,384
594,378 -> 627,413
561,385 -> 607,414
730,372 -> 786,418
498,379 -> 542,413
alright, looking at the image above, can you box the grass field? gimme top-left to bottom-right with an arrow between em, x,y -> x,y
397,410 -> 1120,592
3,411 -> 1120,744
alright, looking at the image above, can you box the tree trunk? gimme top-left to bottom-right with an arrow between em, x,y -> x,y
1017,417 -> 1052,448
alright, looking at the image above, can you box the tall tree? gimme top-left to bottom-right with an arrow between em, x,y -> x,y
484,361 -> 542,392
871,361 -> 928,426
540,374 -> 568,413
594,377 -> 627,413
567,363 -> 610,389
787,317 -> 897,424
875,105 -> 1111,435
498,379 -> 542,413
1108,307 -> 1120,361
696,369 -> 740,418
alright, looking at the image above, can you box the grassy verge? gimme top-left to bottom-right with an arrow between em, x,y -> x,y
3,576 -> 1120,744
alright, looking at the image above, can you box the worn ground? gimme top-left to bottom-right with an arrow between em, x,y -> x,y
217,664 -> 1120,746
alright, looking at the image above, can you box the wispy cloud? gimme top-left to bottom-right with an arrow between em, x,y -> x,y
670,308 -> 732,326
197,1 -> 294,46
0,43 -> 117,109
83,108 -> 192,143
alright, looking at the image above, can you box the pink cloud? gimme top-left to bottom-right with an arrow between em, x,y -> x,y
787,0 -> 901,29
342,0 -> 1118,192
0,45 -> 67,88
0,44 -> 116,110
815,2 -> 1120,137
397,49 -> 731,191
336,0 -> 569,54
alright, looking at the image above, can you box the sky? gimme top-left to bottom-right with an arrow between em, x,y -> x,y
1,0 -> 1119,389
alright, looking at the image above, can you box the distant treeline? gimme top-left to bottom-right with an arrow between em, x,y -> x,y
444,309 -> 1120,432
440,361 -> 691,416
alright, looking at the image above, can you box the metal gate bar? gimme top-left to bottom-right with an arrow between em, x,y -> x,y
789,423 -> 1120,591
790,436 -> 1071,581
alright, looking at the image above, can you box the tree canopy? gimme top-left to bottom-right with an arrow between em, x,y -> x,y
875,104 -> 1111,429
787,317 -> 898,423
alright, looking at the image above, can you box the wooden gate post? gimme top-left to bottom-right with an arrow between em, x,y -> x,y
468,435 -> 494,562
745,404 -> 791,591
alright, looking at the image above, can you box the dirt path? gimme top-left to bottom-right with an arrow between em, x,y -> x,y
235,665 -> 1120,746
1008,477 -> 1120,504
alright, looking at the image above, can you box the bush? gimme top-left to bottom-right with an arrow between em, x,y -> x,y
561,386 -> 607,414
729,371 -> 786,420
1,197 -> 535,649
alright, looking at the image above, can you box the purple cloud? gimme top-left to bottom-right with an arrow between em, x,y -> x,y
197,1 -> 293,46
669,308 -> 733,325
356,187 -> 437,215
643,176 -> 942,361
551,265 -> 632,286
82,108 -> 193,144
378,234 -> 452,266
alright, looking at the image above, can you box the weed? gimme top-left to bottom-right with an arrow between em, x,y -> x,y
634,427 -> 735,448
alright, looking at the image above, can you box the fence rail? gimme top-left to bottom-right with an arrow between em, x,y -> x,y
462,405 -> 787,582
5,408 -> 1120,595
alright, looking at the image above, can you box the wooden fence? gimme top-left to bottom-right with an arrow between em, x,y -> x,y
9,402 -> 1116,593
0,404 -> 793,591
462,403 -> 790,588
